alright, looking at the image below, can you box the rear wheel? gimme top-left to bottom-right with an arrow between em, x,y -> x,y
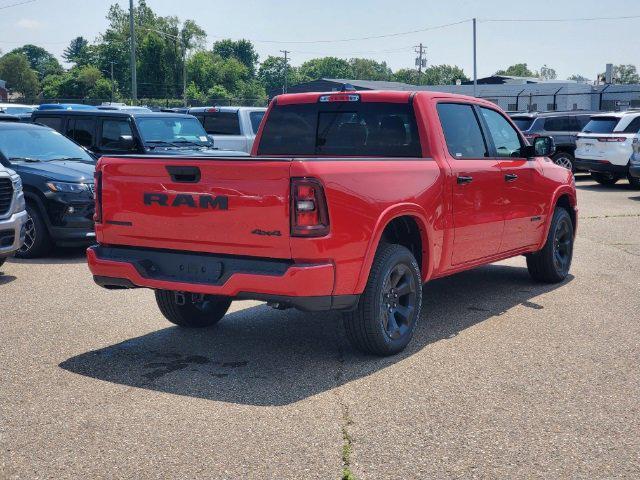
155,290 -> 232,327
591,172 -> 619,186
628,173 -> 640,189
15,204 -> 52,259
552,152 -> 575,172
527,207 -> 574,283
343,244 -> 422,356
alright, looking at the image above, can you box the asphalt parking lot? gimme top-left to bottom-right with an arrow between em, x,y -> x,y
1,176 -> 639,479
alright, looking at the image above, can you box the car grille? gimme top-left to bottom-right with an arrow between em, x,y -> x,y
0,178 -> 13,217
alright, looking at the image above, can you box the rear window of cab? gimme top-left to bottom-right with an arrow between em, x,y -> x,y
257,101 -> 421,157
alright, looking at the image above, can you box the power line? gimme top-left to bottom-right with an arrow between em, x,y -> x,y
0,0 -> 36,10
233,19 -> 471,44
482,14 -> 640,23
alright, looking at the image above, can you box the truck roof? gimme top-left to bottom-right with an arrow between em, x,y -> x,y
32,110 -> 195,119
272,89 -> 495,106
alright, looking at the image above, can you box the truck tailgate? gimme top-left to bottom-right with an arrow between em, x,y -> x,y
97,157 -> 292,258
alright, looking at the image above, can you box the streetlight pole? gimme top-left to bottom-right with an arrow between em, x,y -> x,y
129,0 -> 137,102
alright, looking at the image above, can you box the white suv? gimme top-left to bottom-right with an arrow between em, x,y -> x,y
575,111 -> 640,187
0,164 -> 27,270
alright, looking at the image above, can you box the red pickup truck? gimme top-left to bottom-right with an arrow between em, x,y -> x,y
88,90 -> 577,356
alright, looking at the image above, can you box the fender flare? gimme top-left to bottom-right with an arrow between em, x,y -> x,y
354,203 -> 434,294
537,185 -> 577,250
23,189 -> 53,232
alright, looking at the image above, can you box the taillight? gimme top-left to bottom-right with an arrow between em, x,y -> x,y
318,93 -> 360,103
597,137 -> 626,142
290,178 -> 329,237
93,170 -> 102,223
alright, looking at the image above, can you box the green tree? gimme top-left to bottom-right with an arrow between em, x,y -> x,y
8,44 -> 63,79
495,63 -> 536,78
299,57 -> 352,80
257,55 -> 302,95
393,68 -> 421,85
422,64 -> 469,85
613,64 -> 640,84
568,74 -> 589,83
348,58 -> 392,81
212,39 -> 258,76
539,65 -> 557,81
63,37 -> 91,66
0,53 -> 40,98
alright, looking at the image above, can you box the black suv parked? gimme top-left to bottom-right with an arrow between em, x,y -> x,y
31,110 -> 248,157
509,111 -> 598,172
0,122 -> 96,258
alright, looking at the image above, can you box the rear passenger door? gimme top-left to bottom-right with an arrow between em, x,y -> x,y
478,107 -> 548,252
436,102 -> 505,265
66,117 -> 96,149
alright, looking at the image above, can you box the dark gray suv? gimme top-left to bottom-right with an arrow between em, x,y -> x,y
509,111 -> 598,172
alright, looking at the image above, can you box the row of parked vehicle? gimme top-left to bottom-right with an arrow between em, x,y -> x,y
509,109 -> 640,188
0,102 -> 266,260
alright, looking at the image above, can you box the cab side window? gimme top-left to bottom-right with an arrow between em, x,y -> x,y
36,116 -> 63,133
436,103 -> 488,159
68,117 -> 96,147
100,119 -> 135,151
480,107 -> 523,158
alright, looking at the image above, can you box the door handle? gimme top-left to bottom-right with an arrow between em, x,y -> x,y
504,173 -> 518,182
166,165 -> 201,183
457,175 -> 473,185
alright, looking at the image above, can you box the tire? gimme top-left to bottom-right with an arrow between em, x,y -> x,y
591,172 -> 619,186
552,152 -> 575,172
15,204 -> 53,259
0,257 -> 6,269
343,244 -> 422,356
526,207 -> 574,283
628,173 -> 640,189
155,289 -> 231,328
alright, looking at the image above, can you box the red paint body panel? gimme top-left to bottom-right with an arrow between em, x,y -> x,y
89,90 -> 577,303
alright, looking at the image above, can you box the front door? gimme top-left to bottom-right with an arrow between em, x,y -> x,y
436,102 -> 506,265
477,106 -> 548,252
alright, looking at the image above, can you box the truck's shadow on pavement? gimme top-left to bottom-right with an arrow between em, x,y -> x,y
60,264 -> 572,406
8,246 -> 88,265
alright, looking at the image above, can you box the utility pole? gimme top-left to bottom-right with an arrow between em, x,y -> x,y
129,0 -> 137,102
182,48 -> 187,107
472,18 -> 477,97
414,43 -> 426,85
110,61 -> 115,103
280,50 -> 289,94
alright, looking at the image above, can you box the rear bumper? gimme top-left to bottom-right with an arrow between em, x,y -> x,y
87,245 -> 357,311
0,210 -> 27,257
574,158 -> 628,175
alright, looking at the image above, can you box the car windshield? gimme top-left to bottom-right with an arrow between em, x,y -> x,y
511,118 -> 534,131
0,127 -> 94,163
582,117 -> 620,134
136,117 -> 211,146
2,106 -> 35,115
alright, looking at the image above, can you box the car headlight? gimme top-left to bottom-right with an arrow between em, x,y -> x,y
46,182 -> 90,193
10,174 -> 22,192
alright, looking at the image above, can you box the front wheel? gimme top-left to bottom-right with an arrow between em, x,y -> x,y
552,152 -> 575,172
526,207 -> 574,283
591,172 -> 619,186
15,204 -> 52,259
155,290 -> 232,327
343,244 -> 422,356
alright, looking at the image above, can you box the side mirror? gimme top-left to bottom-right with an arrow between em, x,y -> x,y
533,136 -> 556,157
119,134 -> 135,150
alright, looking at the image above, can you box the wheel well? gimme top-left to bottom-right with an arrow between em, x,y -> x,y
381,216 -> 423,271
556,194 -> 576,230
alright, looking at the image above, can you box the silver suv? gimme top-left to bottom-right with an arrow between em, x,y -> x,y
0,164 -> 27,269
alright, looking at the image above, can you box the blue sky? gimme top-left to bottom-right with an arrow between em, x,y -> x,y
2,0 -> 639,80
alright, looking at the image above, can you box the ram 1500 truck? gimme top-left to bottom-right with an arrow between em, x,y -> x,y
88,90 -> 578,356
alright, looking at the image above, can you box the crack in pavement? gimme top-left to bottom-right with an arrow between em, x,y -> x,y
334,324 -> 356,480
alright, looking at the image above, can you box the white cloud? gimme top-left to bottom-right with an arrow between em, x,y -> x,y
16,18 -> 41,30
